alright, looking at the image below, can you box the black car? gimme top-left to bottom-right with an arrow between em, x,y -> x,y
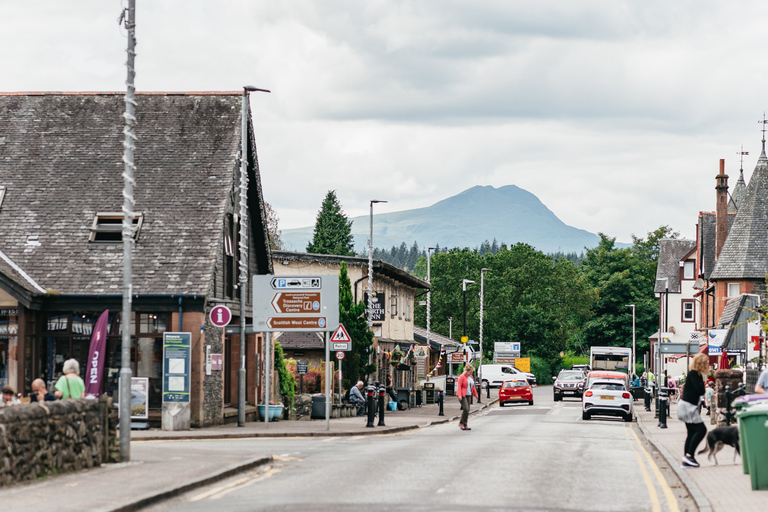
552,370 -> 586,401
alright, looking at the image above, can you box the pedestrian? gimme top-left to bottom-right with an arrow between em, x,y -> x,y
456,363 -> 478,431
30,378 -> 57,402
1,385 -> 20,406
677,353 -> 709,468
386,373 -> 397,403
54,359 -> 86,400
667,376 -> 677,402
756,366 -> 768,394
704,381 -> 715,416
349,380 -> 366,416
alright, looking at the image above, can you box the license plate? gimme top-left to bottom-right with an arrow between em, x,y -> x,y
600,395 -> 614,400
564,391 -> 574,395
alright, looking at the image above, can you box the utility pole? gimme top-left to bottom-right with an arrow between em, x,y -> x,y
119,0 -> 137,462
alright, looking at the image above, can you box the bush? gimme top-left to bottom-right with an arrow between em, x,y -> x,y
562,354 -> 589,370
529,356 -> 553,385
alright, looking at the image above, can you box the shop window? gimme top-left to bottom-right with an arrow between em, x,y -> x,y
139,313 -> 166,334
46,314 -> 68,332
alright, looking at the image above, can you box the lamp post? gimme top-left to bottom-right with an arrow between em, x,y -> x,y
479,268 -> 490,401
239,85 -> 270,427
626,304 -> 636,378
368,199 -> 386,383
427,247 -> 439,360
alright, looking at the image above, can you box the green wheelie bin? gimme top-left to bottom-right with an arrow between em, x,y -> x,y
733,395 -> 768,475
736,403 -> 768,490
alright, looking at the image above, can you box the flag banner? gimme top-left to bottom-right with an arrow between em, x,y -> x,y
85,310 -> 109,398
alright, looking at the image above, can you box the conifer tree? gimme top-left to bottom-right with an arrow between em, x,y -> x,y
339,261 -> 375,389
306,190 -> 355,256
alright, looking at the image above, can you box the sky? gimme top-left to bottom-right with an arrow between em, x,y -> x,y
3,1 -> 768,244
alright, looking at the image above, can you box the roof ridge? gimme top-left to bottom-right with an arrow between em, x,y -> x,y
0,91 -> 242,96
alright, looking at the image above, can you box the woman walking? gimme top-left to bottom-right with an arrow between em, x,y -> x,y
456,363 -> 479,430
54,359 -> 86,400
677,353 -> 709,468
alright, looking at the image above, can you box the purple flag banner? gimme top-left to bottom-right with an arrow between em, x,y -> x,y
85,309 -> 109,398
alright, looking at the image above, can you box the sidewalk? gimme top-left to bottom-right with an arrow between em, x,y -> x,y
0,397 -> 493,512
636,399 -> 767,512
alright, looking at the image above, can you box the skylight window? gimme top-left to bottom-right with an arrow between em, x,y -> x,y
0,185 -> 6,209
90,212 -> 143,243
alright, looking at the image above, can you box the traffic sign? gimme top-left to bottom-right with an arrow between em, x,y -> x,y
336,351 -> 345,360
330,324 -> 352,351
460,336 -> 468,344
253,275 -> 339,332
659,343 -> 699,354
210,305 -> 232,328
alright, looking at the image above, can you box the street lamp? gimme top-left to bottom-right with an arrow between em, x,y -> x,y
239,85 -> 270,428
480,268 -> 490,400
368,199 -> 386,383
427,247 -> 439,364
626,304 -> 636,379
462,279 -> 475,401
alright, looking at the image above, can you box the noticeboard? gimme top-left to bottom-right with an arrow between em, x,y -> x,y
130,377 -> 149,419
297,360 -> 309,375
162,332 -> 191,403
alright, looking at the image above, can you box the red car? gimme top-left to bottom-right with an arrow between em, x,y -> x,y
499,378 -> 534,406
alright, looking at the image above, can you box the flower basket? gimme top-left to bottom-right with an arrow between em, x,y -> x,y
258,404 -> 284,421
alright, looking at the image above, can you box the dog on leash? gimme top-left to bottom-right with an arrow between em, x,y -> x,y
697,426 -> 740,465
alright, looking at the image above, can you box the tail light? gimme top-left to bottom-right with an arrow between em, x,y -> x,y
585,391 -> 593,397
622,392 -> 630,399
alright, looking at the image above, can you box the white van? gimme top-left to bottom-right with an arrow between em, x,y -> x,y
479,364 -> 537,388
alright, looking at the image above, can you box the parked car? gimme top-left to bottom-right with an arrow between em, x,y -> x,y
552,370 -> 586,401
582,380 -> 633,422
499,378 -> 534,406
479,364 -> 537,388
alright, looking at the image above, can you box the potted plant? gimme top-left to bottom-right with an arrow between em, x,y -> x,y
390,348 -> 404,366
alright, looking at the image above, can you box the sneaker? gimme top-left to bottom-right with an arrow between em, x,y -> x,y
682,455 -> 699,468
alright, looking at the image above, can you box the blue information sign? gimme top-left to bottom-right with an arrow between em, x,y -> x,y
162,332 -> 191,403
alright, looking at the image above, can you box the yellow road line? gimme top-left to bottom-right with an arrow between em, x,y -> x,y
632,447 -> 662,512
189,476 -> 251,502
210,468 -> 283,500
629,429 -> 681,512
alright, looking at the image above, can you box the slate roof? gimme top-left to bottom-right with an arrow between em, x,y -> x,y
729,169 -> 747,213
711,143 -> 768,280
413,326 -> 460,349
0,92 -> 271,297
654,239 -> 696,293
718,294 -> 760,350
698,213 -> 716,280
274,331 -> 324,350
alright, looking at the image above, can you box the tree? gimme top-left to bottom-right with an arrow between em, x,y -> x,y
339,261 -> 375,388
263,201 -> 284,251
306,190 -> 355,256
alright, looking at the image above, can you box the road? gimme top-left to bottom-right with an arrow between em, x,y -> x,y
141,386 -> 695,512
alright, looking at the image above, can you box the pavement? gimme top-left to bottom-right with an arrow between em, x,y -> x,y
0,395 -> 492,512
636,397 -> 768,512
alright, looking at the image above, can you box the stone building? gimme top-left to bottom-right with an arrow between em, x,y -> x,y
0,92 -> 273,426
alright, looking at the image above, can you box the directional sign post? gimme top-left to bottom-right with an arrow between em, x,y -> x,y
252,275 -> 339,332
331,324 -> 352,351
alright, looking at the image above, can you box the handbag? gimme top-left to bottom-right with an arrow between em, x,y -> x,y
65,377 -> 72,399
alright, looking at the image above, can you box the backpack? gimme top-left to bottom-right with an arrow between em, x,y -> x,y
343,387 -> 351,404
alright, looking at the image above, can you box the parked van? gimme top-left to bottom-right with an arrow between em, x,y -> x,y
479,364 -> 537,388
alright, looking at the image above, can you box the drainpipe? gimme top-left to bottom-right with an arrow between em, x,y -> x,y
178,297 -> 183,331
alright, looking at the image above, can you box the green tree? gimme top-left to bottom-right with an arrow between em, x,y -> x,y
306,191 -> 355,256
339,261 -> 375,388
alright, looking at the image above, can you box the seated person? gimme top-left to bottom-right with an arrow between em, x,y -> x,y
30,379 -> 57,402
2,385 -> 20,406
631,374 -> 641,388
349,381 -> 366,416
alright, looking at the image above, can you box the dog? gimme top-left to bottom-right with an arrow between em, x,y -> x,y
697,426 -> 740,465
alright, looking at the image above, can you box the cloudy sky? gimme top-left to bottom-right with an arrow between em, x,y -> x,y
3,1 -> 768,244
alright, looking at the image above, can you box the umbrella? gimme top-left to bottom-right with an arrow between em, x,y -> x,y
718,350 -> 729,370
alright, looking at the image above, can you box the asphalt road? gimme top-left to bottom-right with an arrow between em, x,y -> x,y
141,387 -> 695,512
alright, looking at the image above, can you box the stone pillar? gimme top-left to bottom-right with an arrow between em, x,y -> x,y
714,369 -> 742,427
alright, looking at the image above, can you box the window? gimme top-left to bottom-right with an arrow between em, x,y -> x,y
682,300 -> 695,322
683,260 -> 695,280
390,295 -> 398,317
727,283 -> 740,297
90,212 -> 143,242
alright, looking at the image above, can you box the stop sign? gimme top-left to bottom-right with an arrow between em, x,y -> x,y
210,305 -> 232,327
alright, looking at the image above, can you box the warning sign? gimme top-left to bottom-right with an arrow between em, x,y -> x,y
330,324 -> 351,351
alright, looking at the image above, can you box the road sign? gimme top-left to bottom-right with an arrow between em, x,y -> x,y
448,351 -> 468,364
495,341 -> 520,353
209,305 -> 232,327
336,351 -> 345,360
253,275 -> 339,332
659,343 -> 699,354
330,324 -> 352,351
460,336 -> 468,344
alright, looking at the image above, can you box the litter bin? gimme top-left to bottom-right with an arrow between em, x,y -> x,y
733,396 -> 768,474
445,377 -> 455,396
736,403 -> 768,490
424,382 -> 436,404
311,394 -> 326,419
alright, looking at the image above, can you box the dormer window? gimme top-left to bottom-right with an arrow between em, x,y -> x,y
90,212 -> 143,243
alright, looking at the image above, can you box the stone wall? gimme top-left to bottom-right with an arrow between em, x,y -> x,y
0,396 -> 116,487
202,324 -> 225,426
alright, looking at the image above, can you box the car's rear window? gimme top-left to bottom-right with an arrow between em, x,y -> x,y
591,382 -> 625,391
502,381 -> 527,388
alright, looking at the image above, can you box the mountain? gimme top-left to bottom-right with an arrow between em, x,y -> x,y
280,185 -> 602,255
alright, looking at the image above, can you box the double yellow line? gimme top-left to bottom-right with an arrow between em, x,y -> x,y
625,428 -> 680,512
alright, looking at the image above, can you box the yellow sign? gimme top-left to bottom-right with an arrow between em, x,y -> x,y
515,357 -> 530,373
460,336 -> 468,344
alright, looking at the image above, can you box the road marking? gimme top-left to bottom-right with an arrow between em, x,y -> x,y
189,476 -> 252,502
628,429 -> 681,512
189,466 -> 283,502
211,468 -> 283,500
436,487 -> 445,494
631,446 -> 662,512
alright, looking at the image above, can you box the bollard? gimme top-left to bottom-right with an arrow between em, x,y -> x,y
438,390 -> 445,416
724,385 -> 731,426
658,387 -> 668,429
487,382 -> 491,399
366,384 -> 376,428
378,384 -> 386,427
477,380 -> 481,404
644,387 -> 651,412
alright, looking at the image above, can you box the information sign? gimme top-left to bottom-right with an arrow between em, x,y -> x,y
495,341 -> 520,353
209,305 -> 232,327
448,351 -> 468,364
130,377 -> 149,420
297,361 -> 309,375
162,332 -> 191,403
253,275 -> 339,332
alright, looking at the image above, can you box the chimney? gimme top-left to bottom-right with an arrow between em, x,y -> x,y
715,158 -> 729,260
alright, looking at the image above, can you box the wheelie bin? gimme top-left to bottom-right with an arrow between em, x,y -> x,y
732,395 -> 768,474
736,403 -> 768,490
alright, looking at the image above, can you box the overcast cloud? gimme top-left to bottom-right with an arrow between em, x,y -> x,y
3,1 -> 768,244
